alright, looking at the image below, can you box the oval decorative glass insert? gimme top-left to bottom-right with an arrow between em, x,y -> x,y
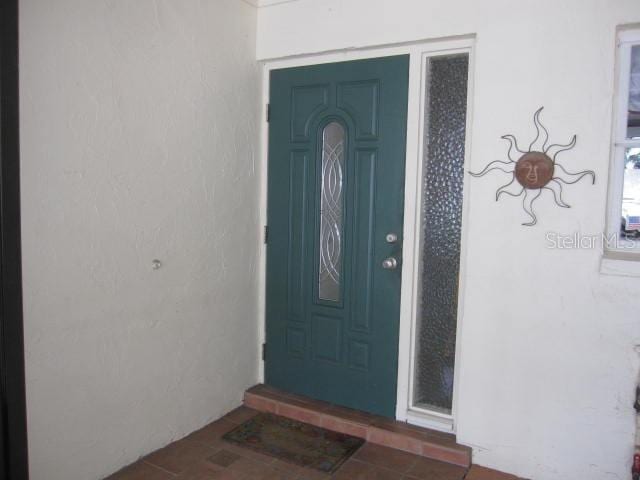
318,122 -> 345,302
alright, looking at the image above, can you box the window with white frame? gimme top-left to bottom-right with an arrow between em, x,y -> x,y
609,29 -> 640,251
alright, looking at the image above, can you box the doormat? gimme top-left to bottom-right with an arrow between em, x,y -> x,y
222,412 -> 364,473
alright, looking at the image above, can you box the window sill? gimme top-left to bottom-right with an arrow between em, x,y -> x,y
600,251 -> 640,277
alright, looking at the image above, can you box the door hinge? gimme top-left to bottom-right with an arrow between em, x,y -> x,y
263,225 -> 269,244
262,343 -> 266,361
266,103 -> 271,123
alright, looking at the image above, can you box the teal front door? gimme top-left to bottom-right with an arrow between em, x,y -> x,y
265,56 -> 409,417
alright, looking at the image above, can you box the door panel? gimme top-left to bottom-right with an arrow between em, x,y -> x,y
266,56 -> 409,417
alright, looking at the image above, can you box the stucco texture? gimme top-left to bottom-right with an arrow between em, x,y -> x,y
20,1 -> 261,479
256,1 -> 640,480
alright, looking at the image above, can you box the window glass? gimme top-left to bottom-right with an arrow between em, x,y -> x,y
413,54 -> 468,414
628,45 -> 640,140
318,122 -> 345,302
617,40 -> 640,243
622,147 -> 640,239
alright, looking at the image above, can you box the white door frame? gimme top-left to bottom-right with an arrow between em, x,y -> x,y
256,35 -> 476,433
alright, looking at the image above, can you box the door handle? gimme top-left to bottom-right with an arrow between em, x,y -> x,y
382,257 -> 399,270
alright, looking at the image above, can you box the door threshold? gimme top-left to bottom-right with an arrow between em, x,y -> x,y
244,384 -> 471,467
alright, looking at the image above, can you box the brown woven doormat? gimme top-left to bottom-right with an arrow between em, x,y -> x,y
222,412 -> 364,473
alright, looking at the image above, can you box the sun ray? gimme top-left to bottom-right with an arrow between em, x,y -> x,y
544,180 -> 571,208
468,160 -> 515,177
495,177 -> 524,201
522,188 -> 543,226
528,107 -> 550,152
554,163 -> 596,185
545,135 -> 577,162
471,108 -> 594,226
501,134 -> 526,162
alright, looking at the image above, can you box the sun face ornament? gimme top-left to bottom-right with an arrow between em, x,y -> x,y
470,107 -> 595,226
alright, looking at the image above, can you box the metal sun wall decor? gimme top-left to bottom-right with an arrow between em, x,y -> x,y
470,107 -> 595,226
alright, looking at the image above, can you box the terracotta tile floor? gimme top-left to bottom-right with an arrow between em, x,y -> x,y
106,407 -> 516,480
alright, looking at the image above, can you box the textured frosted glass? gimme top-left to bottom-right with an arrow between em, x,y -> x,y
319,122 -> 345,302
413,55 -> 469,413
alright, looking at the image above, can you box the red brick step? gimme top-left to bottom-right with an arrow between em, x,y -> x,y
243,384 -> 472,468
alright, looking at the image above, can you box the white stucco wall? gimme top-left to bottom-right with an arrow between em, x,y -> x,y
20,1 -> 260,479
257,1 -> 640,480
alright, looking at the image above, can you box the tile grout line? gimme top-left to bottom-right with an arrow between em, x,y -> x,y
141,459 -> 178,477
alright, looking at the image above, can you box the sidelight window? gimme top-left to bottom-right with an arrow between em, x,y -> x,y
412,54 -> 469,415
